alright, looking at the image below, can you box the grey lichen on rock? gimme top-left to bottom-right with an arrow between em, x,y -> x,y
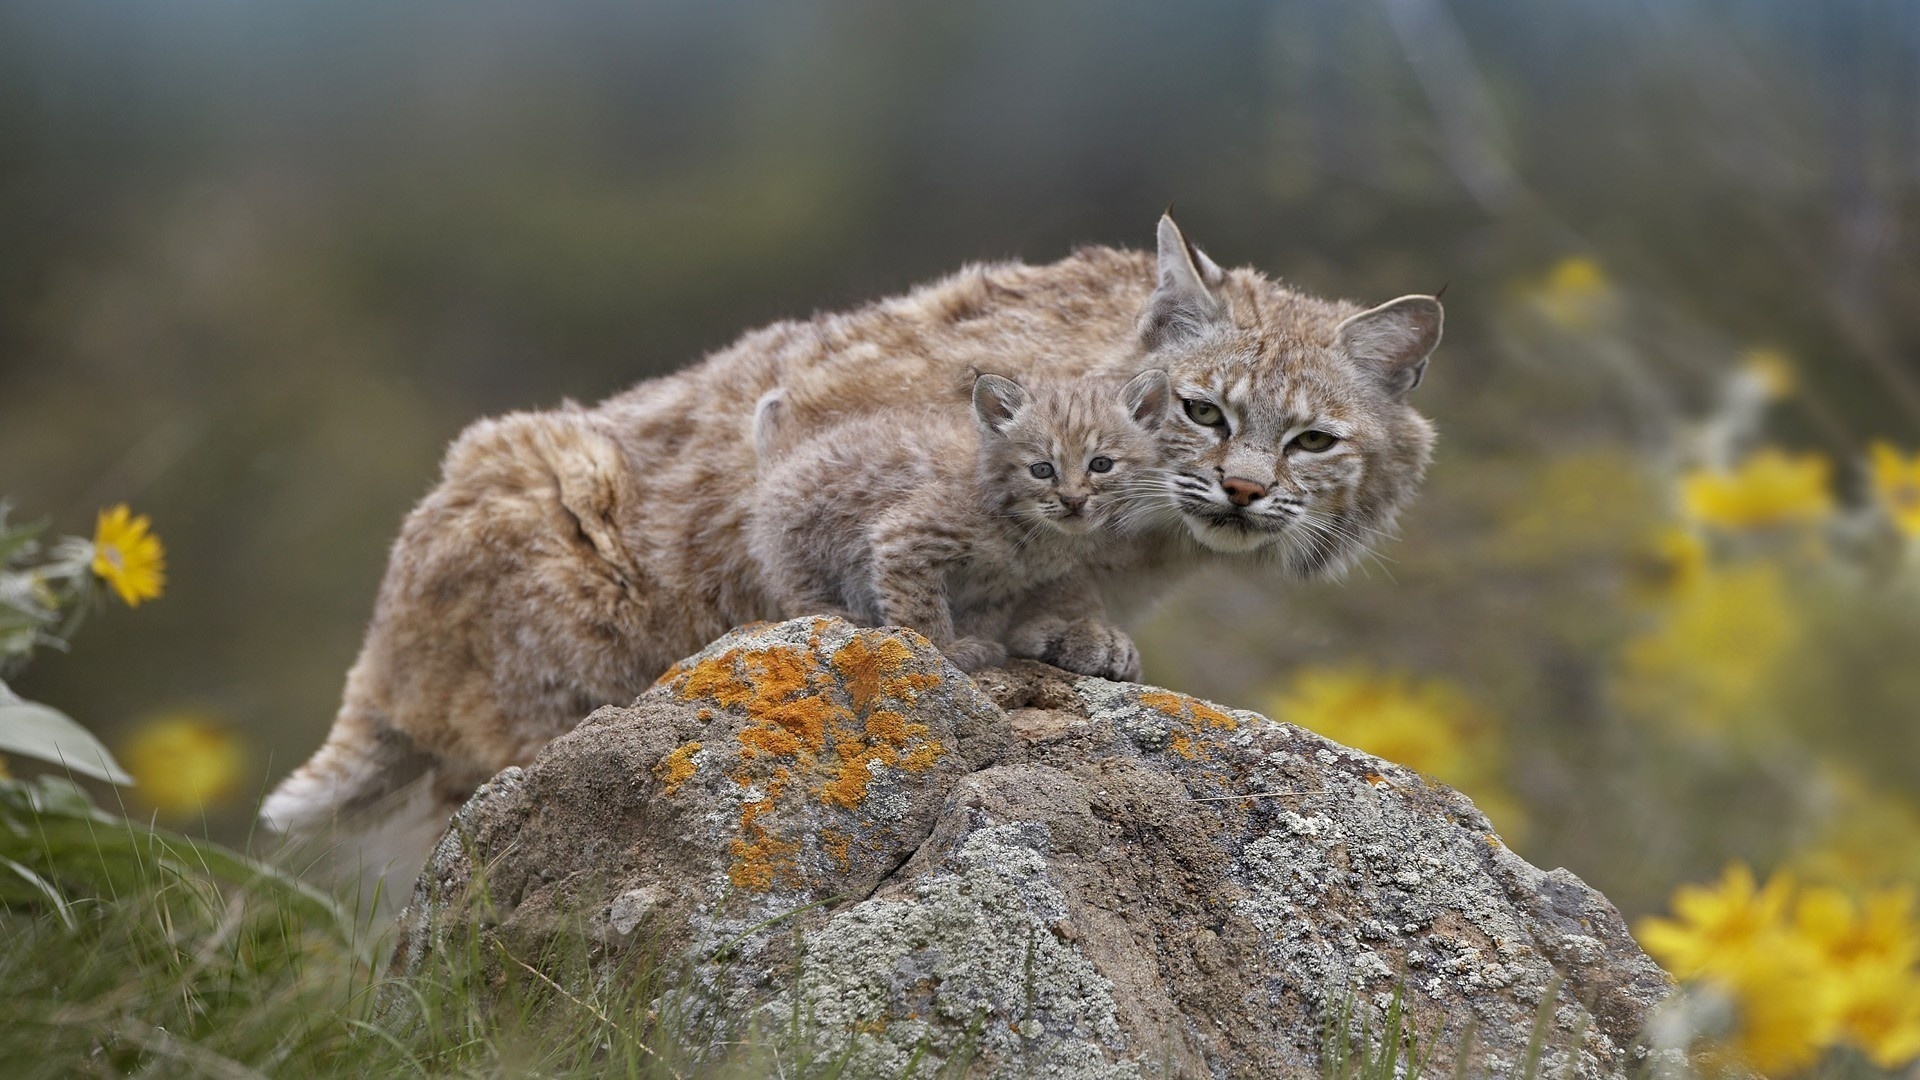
395,617 -> 1673,1078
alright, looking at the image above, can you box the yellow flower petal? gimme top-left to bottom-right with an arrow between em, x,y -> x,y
91,504 -> 167,607
1680,449 -> 1834,530
1869,442 -> 1920,539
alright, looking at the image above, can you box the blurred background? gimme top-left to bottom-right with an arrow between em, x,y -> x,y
4,0 -> 1918,942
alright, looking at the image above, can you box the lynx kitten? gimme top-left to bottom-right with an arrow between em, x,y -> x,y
749,370 -> 1171,675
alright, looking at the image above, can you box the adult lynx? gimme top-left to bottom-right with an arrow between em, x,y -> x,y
261,215 -> 1441,833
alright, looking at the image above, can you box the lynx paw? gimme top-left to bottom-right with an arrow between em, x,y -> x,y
943,635 -> 1009,673
1007,616 -> 1141,682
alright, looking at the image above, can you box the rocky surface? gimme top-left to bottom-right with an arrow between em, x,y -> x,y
396,617 -> 1674,1078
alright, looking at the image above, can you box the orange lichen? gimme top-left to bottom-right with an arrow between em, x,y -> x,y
655,741 -> 702,795
900,743 -> 944,772
1189,700 -> 1239,730
1169,731 -> 1202,761
832,635 -> 917,714
728,826 -> 800,890
819,827 -> 854,870
652,660 -> 687,687
685,631 -> 952,890
1138,689 -> 1240,732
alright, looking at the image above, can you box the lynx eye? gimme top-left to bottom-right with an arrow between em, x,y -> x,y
1029,462 -> 1056,479
1182,399 -> 1226,428
1088,456 -> 1114,473
1291,430 -> 1339,453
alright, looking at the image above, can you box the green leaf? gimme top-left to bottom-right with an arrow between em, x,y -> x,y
0,687 -> 133,785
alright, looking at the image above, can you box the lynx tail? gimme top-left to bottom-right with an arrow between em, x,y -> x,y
259,708 -> 433,833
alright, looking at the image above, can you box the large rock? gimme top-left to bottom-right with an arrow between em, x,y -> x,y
396,618 -> 1672,1078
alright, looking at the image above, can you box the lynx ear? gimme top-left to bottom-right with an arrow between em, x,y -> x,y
1336,295 -> 1444,400
1140,213 -> 1229,350
972,374 -> 1030,434
1122,368 -> 1172,428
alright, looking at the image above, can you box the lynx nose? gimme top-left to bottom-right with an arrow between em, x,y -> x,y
1060,494 -> 1088,514
1221,477 -> 1267,507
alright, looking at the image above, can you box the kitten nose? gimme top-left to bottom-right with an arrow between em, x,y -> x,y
1060,494 -> 1088,514
1221,477 -> 1267,507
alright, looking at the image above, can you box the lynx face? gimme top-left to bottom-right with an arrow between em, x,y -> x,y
973,369 -> 1172,538
1137,217 -> 1441,575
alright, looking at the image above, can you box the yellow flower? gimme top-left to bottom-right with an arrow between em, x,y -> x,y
91,504 -> 166,607
1267,665 -> 1521,834
1831,958 -> 1920,1069
1637,863 -> 1798,981
1617,562 -> 1798,731
122,714 -> 244,816
1681,449 -> 1834,530
1701,942 -> 1842,1076
1868,442 -> 1920,538
1739,348 -> 1796,401
1529,256 -> 1616,330
1795,885 -> 1920,1067
1796,884 -> 1920,972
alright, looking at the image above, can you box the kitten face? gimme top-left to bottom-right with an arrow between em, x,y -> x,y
973,371 -> 1171,538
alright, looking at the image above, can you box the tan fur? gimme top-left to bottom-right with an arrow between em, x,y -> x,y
262,217 -> 1441,834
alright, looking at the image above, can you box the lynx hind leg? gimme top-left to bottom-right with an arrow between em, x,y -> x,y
1007,614 -> 1142,682
268,408 -> 660,832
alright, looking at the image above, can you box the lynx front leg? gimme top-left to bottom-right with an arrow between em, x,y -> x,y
1005,571 -> 1141,682
869,518 -> 1007,673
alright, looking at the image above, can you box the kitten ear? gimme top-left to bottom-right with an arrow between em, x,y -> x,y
1140,213 -> 1229,350
1336,295 -> 1444,400
1122,368 -> 1173,428
972,374 -> 1030,434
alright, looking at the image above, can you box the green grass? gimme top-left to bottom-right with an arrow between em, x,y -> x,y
0,774 -> 988,1079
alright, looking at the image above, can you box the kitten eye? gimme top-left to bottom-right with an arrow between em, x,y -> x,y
1182,399 -> 1226,428
1029,462 -> 1056,479
1291,430 -> 1339,453
1088,456 -> 1114,473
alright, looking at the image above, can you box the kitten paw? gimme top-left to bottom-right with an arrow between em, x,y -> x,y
1007,617 -> 1141,682
944,636 -> 1009,673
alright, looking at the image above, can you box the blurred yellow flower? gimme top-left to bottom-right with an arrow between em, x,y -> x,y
122,714 -> 244,815
1618,562 -> 1798,731
1529,256 -> 1616,330
1681,449 -> 1833,530
1831,958 -> 1920,1069
1267,665 -> 1521,834
1868,442 -> 1920,538
91,504 -> 166,607
1701,942 -> 1841,1076
1796,884 -> 1920,972
1795,885 -> 1920,1068
1739,348 -> 1796,401
0,754 -> 9,780
1636,862 -> 1797,981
